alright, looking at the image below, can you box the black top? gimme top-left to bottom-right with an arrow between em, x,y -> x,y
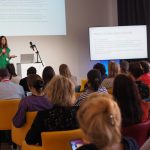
77,137 -> 139,150
25,105 -> 79,145
136,81 -> 149,99
19,77 -> 29,92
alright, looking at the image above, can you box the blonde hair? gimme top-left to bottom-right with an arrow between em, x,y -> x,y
45,75 -> 75,106
77,93 -> 121,149
59,64 -> 71,78
108,61 -> 120,78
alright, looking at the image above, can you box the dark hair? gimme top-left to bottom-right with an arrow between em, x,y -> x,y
120,60 -> 129,74
27,67 -> 37,76
0,68 -> 10,79
129,62 -> 143,79
93,63 -> 106,75
42,66 -> 55,85
140,61 -> 149,73
0,36 -> 8,48
113,74 -> 143,126
87,69 -> 102,91
27,74 -> 44,94
7,63 -> 17,79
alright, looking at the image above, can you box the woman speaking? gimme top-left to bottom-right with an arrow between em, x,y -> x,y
0,36 -> 16,68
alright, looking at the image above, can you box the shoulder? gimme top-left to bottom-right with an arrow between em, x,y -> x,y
6,48 -> 10,52
122,137 -> 139,150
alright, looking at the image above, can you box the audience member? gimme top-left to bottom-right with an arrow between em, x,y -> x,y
19,67 -> 36,93
77,93 -> 139,150
42,66 -> 55,86
139,61 -> 150,86
0,68 -> 24,99
59,64 -> 78,86
113,74 -> 149,127
75,69 -> 107,106
120,60 -> 129,74
93,63 -> 107,81
7,63 -> 21,84
25,75 -> 79,145
129,62 -> 149,99
101,61 -> 120,89
13,74 -> 52,128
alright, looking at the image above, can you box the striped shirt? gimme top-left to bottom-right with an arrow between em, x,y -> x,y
75,86 -> 108,106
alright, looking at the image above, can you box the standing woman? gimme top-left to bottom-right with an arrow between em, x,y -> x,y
0,36 -> 16,69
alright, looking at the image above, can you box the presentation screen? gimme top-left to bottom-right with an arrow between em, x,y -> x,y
89,25 -> 148,60
0,0 -> 66,36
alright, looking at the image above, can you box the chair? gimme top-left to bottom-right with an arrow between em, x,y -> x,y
22,129 -> 85,150
0,99 -> 20,130
80,79 -> 87,92
12,112 -> 37,146
122,119 -> 150,147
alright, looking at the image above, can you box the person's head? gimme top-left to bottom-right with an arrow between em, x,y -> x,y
87,69 -> 102,91
108,61 -> 120,78
0,36 -> 8,48
120,60 -> 129,74
27,74 -> 44,95
93,63 -> 106,76
59,64 -> 71,78
129,62 -> 143,79
113,74 -> 142,126
0,68 -> 10,81
77,93 -> 121,149
140,61 -> 150,74
42,66 -> 55,85
27,67 -> 37,76
7,63 -> 17,77
45,75 -> 75,106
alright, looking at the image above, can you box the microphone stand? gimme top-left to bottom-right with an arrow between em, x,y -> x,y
32,45 -> 44,67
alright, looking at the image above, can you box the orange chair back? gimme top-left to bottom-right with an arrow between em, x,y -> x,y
42,129 -> 84,150
0,99 -> 20,130
12,112 -> 37,146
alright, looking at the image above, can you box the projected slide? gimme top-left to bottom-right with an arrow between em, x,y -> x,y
0,0 -> 66,36
89,26 -> 148,60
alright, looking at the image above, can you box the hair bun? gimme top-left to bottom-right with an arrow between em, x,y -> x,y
34,80 -> 44,89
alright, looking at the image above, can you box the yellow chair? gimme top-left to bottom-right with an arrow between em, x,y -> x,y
12,112 -> 37,146
22,129 -> 84,150
80,79 -> 87,92
0,99 -> 20,130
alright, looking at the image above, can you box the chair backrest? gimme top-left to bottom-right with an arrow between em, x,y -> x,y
42,129 -> 84,150
80,79 -> 87,92
0,99 -> 20,130
12,112 -> 37,146
122,119 -> 150,147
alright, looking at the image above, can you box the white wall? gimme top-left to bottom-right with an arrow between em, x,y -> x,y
7,0 -> 118,83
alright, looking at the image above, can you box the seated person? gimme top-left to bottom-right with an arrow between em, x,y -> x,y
129,62 -> 149,99
7,63 -> 21,84
59,64 -> 78,86
75,69 -> 107,106
0,68 -> 24,99
19,67 -> 36,94
77,93 -> 139,150
101,61 -> 120,89
13,74 -> 52,128
42,66 -> 55,86
25,75 -> 79,145
139,61 -> 150,87
113,74 -> 149,127
93,63 -> 107,81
